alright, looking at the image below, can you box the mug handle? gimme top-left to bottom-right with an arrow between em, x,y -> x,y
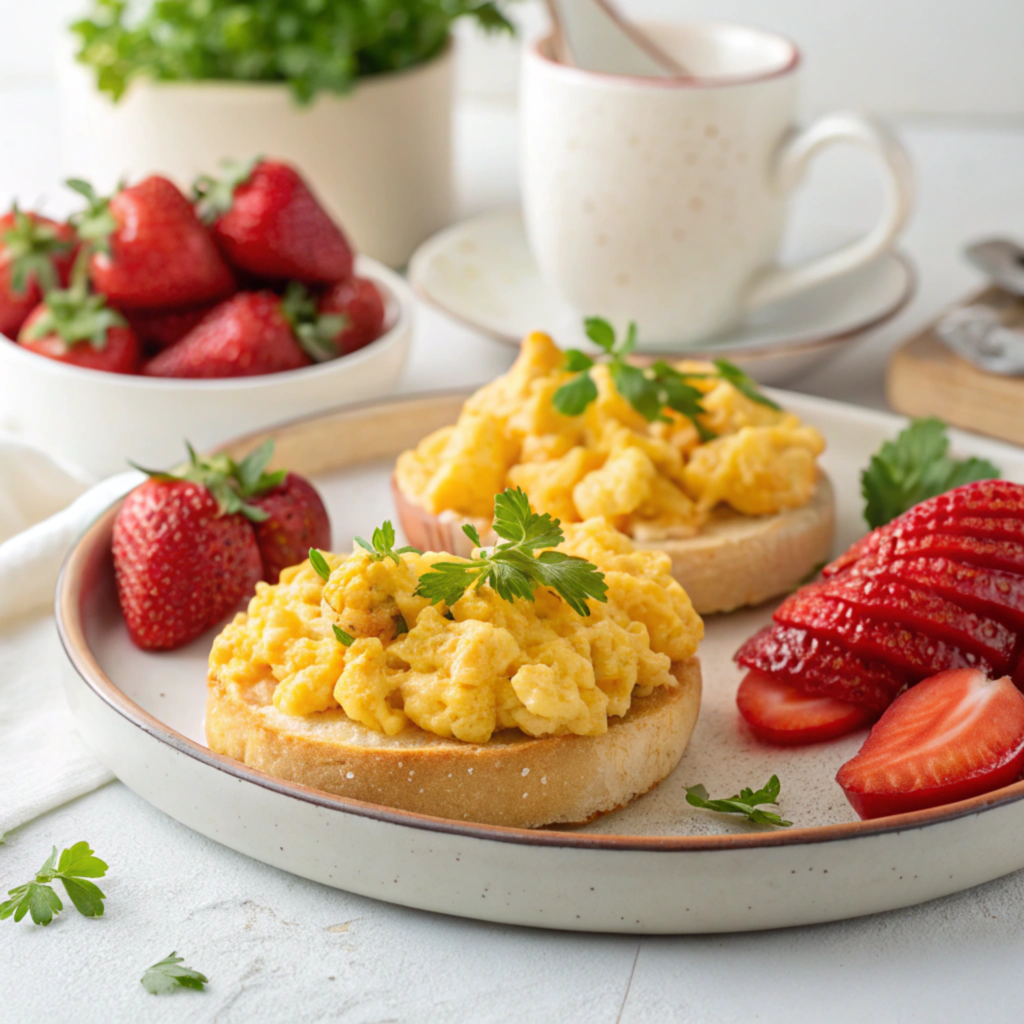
743,112 -> 914,310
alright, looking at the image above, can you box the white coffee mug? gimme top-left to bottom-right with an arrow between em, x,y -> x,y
520,20 -> 914,347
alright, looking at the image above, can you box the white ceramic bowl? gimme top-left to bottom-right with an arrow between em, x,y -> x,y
0,256 -> 413,477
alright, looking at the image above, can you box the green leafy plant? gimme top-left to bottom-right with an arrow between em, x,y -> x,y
552,317 -> 777,440
72,0 -> 519,104
685,775 -> 792,828
141,952 -> 209,995
862,417 -> 1000,529
415,488 -> 608,616
0,842 -> 108,925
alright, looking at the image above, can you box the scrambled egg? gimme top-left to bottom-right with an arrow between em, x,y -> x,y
209,519 -> 703,744
395,332 -> 824,538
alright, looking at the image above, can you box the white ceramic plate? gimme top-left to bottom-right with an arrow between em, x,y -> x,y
0,256 -> 413,478
58,390 -> 1024,934
409,209 -> 915,385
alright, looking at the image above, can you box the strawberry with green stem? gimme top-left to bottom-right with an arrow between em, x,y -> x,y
195,158 -> 354,284
0,205 -> 77,338
143,283 -> 345,378
69,175 -> 235,310
18,247 -> 141,374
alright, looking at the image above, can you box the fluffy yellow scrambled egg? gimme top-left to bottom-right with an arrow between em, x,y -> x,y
395,332 -> 824,537
209,519 -> 703,744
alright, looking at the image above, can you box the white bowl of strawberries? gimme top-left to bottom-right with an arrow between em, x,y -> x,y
0,159 -> 412,478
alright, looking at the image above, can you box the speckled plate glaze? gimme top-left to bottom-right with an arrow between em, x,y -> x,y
408,209 -> 915,385
58,390 -> 1024,934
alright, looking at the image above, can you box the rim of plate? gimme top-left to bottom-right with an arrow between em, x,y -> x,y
408,211 -> 916,360
0,256 -> 412,389
55,387 -> 1024,853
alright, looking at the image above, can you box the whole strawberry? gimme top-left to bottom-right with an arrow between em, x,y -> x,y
142,287 -> 343,378
195,158 -> 353,284
319,276 -> 386,356
126,302 -> 217,353
114,440 -> 331,649
18,255 -> 141,374
70,176 -> 235,311
115,447 -> 264,650
249,472 -> 331,583
0,206 -> 76,338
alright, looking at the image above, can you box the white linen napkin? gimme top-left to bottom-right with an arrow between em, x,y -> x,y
0,433 -> 139,837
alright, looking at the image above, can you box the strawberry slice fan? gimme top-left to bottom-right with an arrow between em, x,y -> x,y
734,480 -> 1024,815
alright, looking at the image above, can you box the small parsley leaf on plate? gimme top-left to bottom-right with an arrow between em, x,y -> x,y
141,952 -> 209,995
862,417 -> 1000,529
354,519 -> 421,564
685,775 -> 792,828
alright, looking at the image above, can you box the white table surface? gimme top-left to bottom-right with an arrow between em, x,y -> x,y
4,90 -> 1024,1022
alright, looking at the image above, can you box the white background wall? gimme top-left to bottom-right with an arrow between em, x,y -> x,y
6,0 -> 1024,117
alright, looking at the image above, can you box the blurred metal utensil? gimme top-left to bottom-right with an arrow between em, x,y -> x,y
545,0 -> 689,77
937,238 -> 1024,374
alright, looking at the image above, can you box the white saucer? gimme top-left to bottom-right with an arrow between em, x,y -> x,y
410,208 -> 915,385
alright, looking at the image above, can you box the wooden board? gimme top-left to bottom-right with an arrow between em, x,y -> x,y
887,286 -> 1024,444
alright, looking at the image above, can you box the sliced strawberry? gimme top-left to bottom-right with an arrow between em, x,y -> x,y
143,291 -> 310,378
836,668 -> 1024,819
849,556 -> 1024,631
195,159 -> 353,284
736,625 -> 908,711
777,578 -> 1016,671
71,176 -> 235,311
826,480 -> 1024,576
737,671 -> 876,746
318,277 -> 386,355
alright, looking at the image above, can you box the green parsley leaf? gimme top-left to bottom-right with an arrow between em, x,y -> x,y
553,371 -> 599,417
309,548 -> 332,582
415,488 -> 608,615
0,842 -> 108,925
610,362 -> 664,421
141,952 -> 209,995
354,520 -> 421,564
332,624 -> 355,647
685,775 -> 792,828
584,316 -> 617,353
712,359 -> 781,411
861,418 -> 1001,529
563,349 -> 595,372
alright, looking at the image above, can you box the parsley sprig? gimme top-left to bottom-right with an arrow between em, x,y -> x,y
354,520 -> 422,564
862,418 -> 1000,529
141,952 -> 209,995
552,317 -> 777,438
0,842 -> 108,925
685,775 -> 792,828
415,488 -> 608,616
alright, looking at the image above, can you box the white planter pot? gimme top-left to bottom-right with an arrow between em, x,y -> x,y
56,45 -> 455,268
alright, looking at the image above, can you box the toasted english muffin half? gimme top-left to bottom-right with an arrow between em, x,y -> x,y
206,658 -> 701,829
392,474 -> 835,616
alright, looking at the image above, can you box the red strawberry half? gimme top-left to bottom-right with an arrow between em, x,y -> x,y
195,159 -> 353,284
737,671 -> 876,746
836,668 -> 1024,819
70,176 -> 235,310
0,207 -> 76,338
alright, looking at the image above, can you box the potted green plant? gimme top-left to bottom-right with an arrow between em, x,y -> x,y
59,0 -> 517,267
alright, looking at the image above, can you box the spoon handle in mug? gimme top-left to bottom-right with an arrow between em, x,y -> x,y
744,113 -> 914,310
